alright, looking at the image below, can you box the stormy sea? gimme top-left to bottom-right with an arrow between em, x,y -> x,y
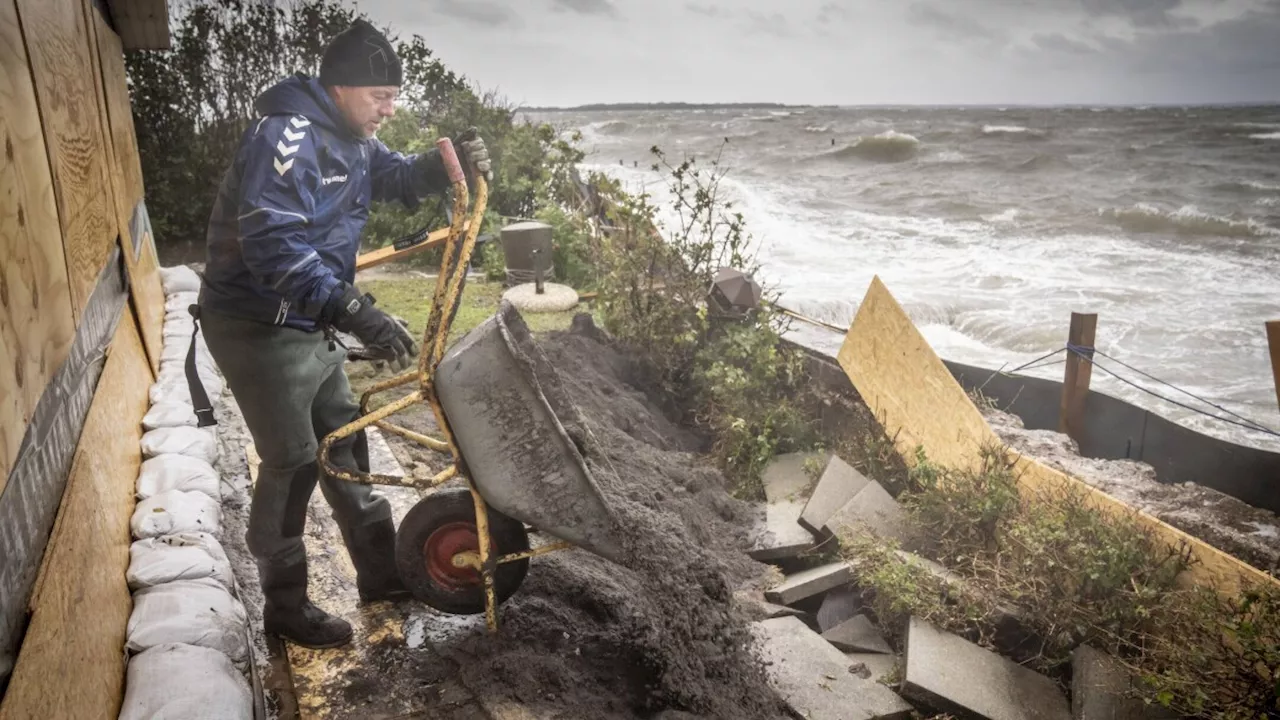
523,105 -> 1280,451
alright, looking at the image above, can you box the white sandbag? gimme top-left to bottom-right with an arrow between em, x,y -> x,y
149,370 -> 224,407
119,643 -> 252,720
131,489 -> 221,538
159,265 -> 201,295
127,532 -> 234,591
125,578 -> 248,664
142,400 -> 198,431
163,291 -> 199,313
136,454 -> 221,500
140,426 -> 218,464
162,317 -> 195,340
159,349 -> 217,379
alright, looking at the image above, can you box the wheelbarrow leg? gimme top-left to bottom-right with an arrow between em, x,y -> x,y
467,478 -> 500,632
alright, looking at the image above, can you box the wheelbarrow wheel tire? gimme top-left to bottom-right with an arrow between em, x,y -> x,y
395,487 -> 531,615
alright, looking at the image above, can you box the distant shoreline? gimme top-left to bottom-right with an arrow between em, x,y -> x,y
518,102 -> 817,112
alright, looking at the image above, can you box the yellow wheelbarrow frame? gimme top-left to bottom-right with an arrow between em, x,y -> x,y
317,137 -> 571,633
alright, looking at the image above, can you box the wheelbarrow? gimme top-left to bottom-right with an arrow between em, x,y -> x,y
318,137 -> 623,633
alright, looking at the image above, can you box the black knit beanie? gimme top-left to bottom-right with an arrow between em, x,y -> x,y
319,19 -> 403,87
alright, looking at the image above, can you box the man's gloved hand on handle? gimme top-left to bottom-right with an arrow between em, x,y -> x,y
322,282 -> 417,371
453,127 -> 492,183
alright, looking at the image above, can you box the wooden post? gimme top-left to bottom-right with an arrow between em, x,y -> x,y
1267,320 -> 1280,414
1059,312 -> 1097,443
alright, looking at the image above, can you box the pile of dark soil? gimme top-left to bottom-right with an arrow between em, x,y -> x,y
452,313 -> 787,719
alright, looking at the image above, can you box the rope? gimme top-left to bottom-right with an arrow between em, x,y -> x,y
1062,345 -> 1280,438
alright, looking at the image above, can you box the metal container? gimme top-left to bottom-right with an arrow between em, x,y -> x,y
434,301 -> 625,563
499,221 -> 553,279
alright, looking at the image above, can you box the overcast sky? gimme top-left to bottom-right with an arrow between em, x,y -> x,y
358,0 -> 1280,106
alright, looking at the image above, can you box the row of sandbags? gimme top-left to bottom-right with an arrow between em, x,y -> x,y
118,267 -> 255,720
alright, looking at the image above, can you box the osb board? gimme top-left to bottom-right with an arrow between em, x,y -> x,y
837,276 -> 1278,597
17,0 -> 119,319
89,6 -> 163,373
0,311 -> 149,720
0,0 -> 77,490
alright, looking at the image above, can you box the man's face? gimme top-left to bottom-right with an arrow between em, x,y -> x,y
329,85 -> 398,138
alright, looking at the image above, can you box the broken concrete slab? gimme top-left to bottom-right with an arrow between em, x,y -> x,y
734,590 -> 806,622
765,561 -> 853,606
762,451 -> 826,504
1072,645 -> 1179,720
823,615 -> 893,654
753,616 -> 914,720
817,585 -> 861,632
903,616 -> 1070,720
847,653 -> 901,684
799,454 -> 870,535
748,501 -> 817,562
829,479 -> 909,544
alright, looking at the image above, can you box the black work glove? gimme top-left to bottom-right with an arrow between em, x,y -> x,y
323,283 -> 417,372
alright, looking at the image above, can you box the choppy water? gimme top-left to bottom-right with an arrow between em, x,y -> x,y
523,105 -> 1280,452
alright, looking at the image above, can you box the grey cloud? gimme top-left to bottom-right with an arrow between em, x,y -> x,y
816,2 -> 850,24
427,0 -> 522,26
1031,33 -> 1099,55
905,4 -> 1007,43
746,11 -> 789,37
1080,0 -> 1185,28
686,2 -> 728,18
551,0 -> 618,17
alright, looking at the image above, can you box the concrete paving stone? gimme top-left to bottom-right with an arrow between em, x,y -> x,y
734,590 -> 806,621
753,616 -> 915,720
846,653 -> 901,684
1072,645 -> 1179,720
762,451 -> 827,504
823,614 -> 894,654
748,500 -> 817,561
799,454 -> 871,535
903,616 -> 1071,720
764,561 -> 853,606
817,585 -> 862,632
829,479 -> 909,543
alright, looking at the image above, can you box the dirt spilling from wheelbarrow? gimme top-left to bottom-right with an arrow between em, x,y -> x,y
451,314 -> 788,719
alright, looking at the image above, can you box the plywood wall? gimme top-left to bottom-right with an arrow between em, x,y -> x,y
0,311 -> 150,719
16,0 -> 122,319
89,4 -> 164,373
0,0 -> 77,490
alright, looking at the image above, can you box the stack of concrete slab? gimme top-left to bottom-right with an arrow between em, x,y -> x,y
748,452 -> 1095,719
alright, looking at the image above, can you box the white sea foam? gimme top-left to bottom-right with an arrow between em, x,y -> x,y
1250,132 -> 1280,140
983,124 -> 1031,134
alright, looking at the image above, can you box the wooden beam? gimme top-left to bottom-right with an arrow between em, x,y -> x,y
1267,320 -> 1280,416
836,276 -> 1278,598
1058,312 -> 1097,443
0,0 -> 77,488
355,223 -> 460,272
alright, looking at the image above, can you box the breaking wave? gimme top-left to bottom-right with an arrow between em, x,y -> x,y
825,131 -> 920,163
1251,132 -> 1280,140
804,124 -> 831,133
590,120 -> 633,136
1100,204 -> 1278,239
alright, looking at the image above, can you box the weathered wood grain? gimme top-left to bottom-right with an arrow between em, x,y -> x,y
17,0 -> 120,318
0,0 -> 77,489
0,312 -> 149,720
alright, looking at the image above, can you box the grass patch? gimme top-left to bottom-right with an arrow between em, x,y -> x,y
361,274 -> 582,345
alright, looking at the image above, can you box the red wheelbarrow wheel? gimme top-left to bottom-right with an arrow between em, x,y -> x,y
395,487 -> 531,615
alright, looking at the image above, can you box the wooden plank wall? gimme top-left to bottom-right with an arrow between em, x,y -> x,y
16,0 -> 122,319
1,0 -> 168,715
0,0 -> 77,491
90,5 -> 164,373
0,313 -> 151,719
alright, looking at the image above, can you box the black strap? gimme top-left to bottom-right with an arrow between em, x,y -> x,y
186,304 -> 217,427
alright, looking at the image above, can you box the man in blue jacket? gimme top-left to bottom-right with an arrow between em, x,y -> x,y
196,19 -> 491,648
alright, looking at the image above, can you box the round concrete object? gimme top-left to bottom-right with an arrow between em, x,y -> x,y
502,283 -> 579,313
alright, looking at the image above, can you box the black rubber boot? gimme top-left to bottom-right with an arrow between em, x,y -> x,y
260,558 -> 353,649
342,518 -> 412,603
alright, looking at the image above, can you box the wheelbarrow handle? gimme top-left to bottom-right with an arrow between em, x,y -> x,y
437,137 -> 466,186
